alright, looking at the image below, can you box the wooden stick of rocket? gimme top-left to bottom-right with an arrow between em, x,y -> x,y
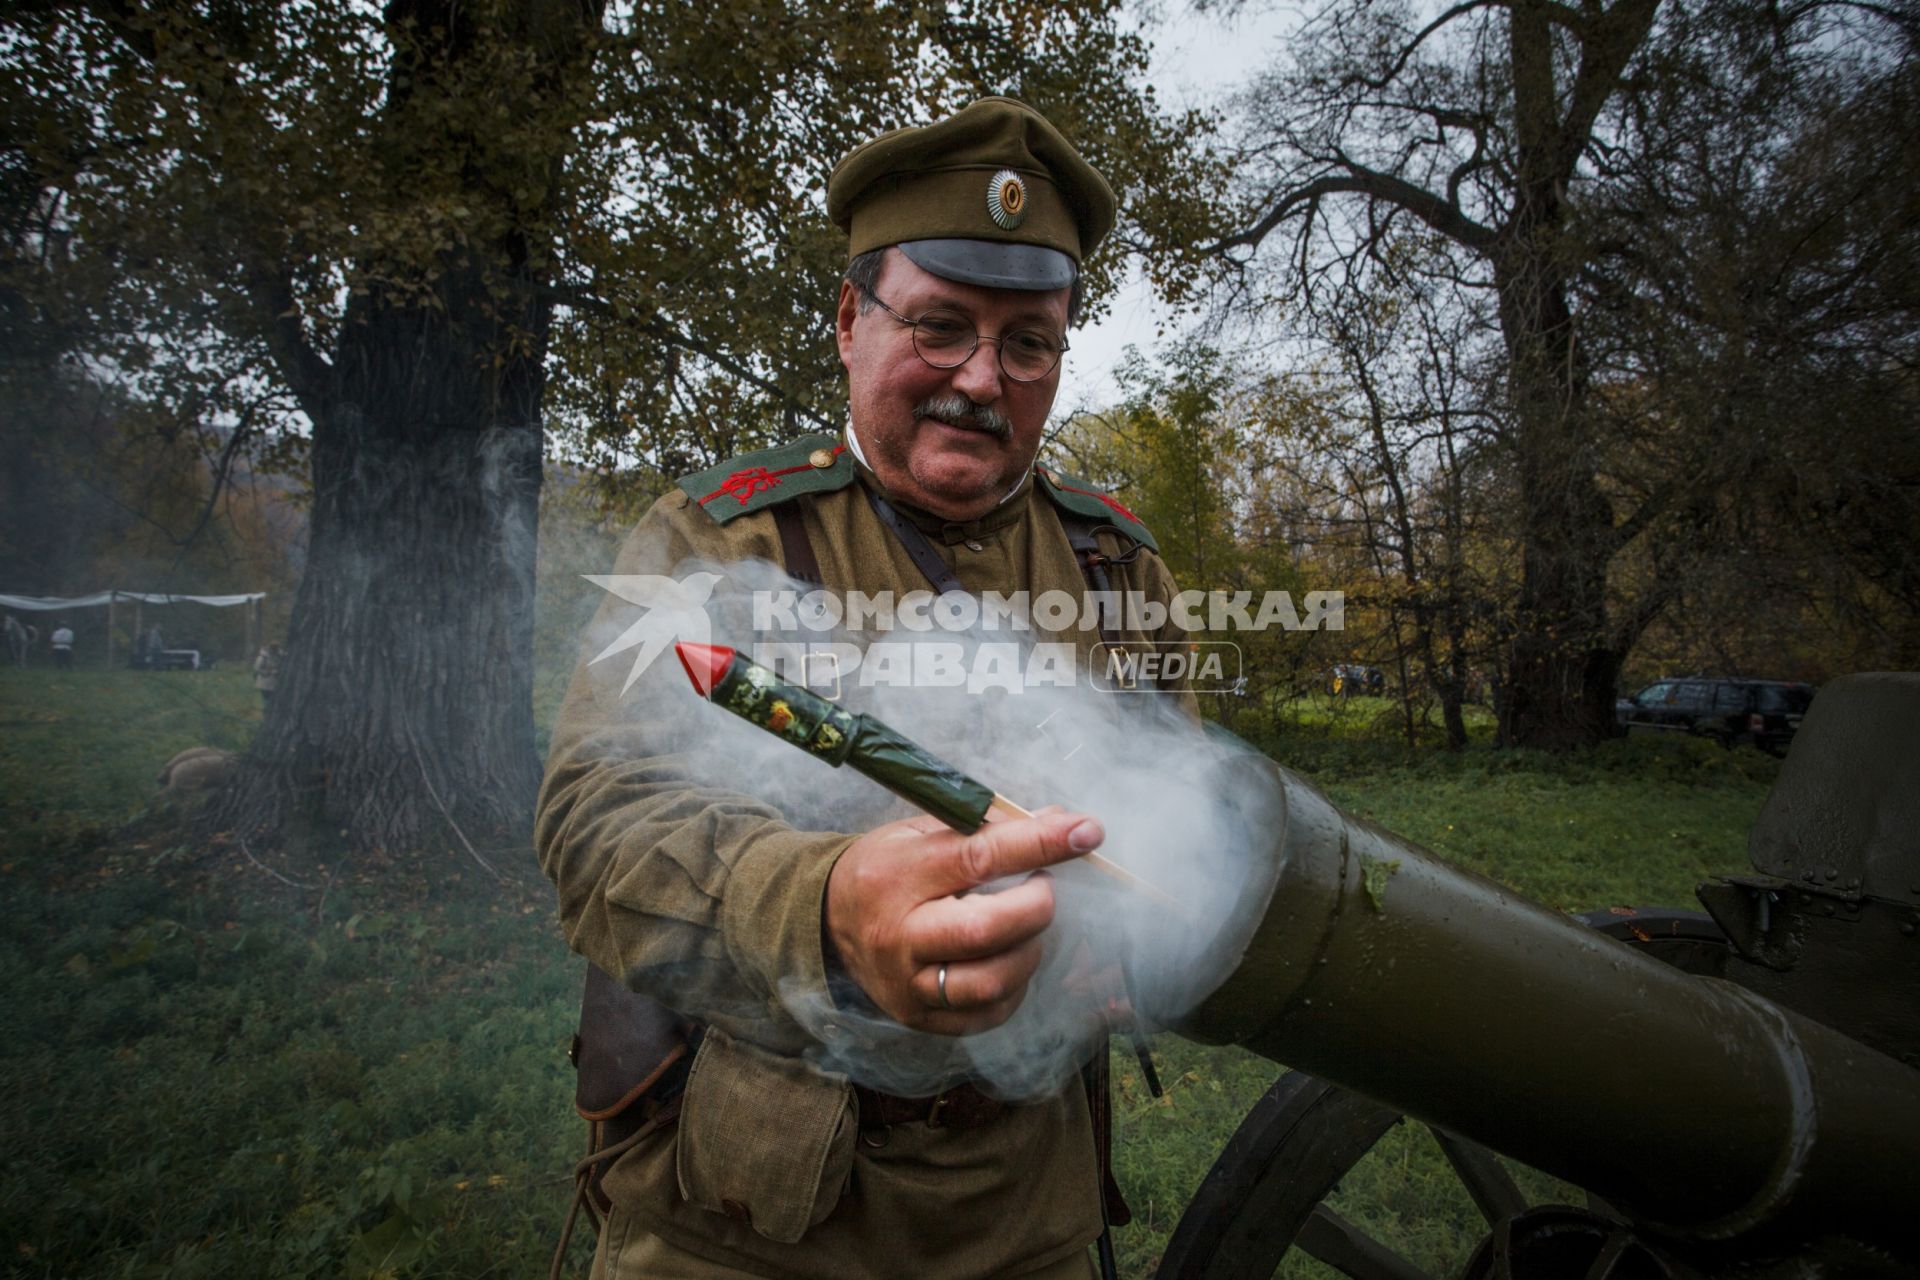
674,641 -> 1194,919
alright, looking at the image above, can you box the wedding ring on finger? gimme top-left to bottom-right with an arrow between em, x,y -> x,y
937,962 -> 953,1010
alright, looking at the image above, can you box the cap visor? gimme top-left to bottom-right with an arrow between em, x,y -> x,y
899,239 -> 1077,291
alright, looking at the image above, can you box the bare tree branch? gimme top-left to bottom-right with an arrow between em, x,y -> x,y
554,286 -> 838,432
1212,171 -> 1498,257
1555,0 -> 1662,183
242,261 -> 334,415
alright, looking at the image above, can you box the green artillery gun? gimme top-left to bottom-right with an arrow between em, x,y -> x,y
1158,673 -> 1920,1279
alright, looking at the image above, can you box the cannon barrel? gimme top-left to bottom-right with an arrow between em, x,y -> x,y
1175,696 -> 1920,1258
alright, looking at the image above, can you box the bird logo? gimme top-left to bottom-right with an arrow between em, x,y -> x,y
584,572 -> 725,694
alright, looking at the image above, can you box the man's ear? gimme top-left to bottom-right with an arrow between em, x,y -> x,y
834,280 -> 860,372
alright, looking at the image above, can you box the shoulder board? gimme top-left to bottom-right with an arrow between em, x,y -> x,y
676,432 -> 855,523
1035,466 -> 1159,553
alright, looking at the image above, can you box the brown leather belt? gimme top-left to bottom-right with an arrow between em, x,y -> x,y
854,1081 -> 1003,1131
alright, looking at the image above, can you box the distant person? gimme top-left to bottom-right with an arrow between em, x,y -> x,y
146,624 -> 165,667
3,614 -> 27,667
51,621 -> 75,669
253,642 -> 281,708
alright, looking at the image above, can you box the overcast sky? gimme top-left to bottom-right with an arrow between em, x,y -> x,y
1053,4 -> 1301,415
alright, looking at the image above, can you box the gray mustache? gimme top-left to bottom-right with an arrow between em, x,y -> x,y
915,394 -> 1012,441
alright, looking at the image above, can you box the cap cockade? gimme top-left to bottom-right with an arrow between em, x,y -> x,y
986,169 -> 1028,230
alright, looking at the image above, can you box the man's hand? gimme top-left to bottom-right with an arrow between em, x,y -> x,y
824,808 -> 1104,1035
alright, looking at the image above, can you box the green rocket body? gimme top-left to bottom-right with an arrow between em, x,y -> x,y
676,642 -> 995,833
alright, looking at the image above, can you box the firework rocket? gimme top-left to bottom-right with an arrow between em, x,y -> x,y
673,640 -> 1190,914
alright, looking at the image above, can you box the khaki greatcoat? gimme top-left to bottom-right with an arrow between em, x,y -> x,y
537,434 -> 1194,1279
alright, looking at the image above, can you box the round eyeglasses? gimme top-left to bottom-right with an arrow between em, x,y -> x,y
854,283 -> 1068,382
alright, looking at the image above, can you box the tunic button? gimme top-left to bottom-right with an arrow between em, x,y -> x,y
808,448 -> 835,469
964,539 -> 984,552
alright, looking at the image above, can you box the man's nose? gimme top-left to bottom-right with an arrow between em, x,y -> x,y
947,339 -> 1004,403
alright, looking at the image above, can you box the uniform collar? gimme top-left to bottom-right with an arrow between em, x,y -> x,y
843,423 -> 1037,544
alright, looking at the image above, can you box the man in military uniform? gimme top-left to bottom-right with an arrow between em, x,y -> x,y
538,97 -> 1196,1279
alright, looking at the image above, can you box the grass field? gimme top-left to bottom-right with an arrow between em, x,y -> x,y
0,669 -> 1777,1278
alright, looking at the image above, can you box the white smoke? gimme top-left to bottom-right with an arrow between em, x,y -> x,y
586,555 -> 1286,1100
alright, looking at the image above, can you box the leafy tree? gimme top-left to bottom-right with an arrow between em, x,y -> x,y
1059,342 -> 1331,730
1192,0 -> 1919,746
0,366 -> 297,640
1585,11 -> 1920,677
2,0 -> 1211,858
1289,247 -> 1500,748
1078,343 -> 1242,588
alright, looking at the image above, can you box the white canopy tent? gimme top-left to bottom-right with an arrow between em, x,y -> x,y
0,591 -> 266,611
0,590 -> 267,666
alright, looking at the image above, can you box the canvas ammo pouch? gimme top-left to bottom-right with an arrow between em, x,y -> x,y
674,1024 -> 857,1244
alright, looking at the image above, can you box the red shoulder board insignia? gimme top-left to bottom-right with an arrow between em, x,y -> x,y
1035,467 -> 1159,552
676,434 -> 854,523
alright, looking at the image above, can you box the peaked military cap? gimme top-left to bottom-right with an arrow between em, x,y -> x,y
827,96 -> 1116,291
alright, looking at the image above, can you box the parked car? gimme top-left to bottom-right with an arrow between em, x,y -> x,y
1614,678 -> 1815,754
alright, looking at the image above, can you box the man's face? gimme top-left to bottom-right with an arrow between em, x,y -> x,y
836,248 -> 1070,521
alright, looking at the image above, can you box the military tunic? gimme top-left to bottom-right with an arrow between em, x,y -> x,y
537,431 -> 1194,1279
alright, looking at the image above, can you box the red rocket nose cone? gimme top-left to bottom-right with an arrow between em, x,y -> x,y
675,641 -> 736,697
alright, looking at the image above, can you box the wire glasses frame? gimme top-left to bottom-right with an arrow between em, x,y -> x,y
853,282 -> 1069,382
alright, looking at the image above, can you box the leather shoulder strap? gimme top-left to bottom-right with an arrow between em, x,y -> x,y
1058,509 -> 1149,646
772,502 -> 824,587
861,485 -> 967,597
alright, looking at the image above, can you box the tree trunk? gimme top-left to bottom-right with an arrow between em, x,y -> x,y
1393,634 -> 1418,749
1490,1 -> 1626,752
207,0 -> 592,858
227,407 -> 543,855
1438,596 -> 1470,751
1493,252 -> 1624,749
1474,0 -> 1655,749
1502,412 -> 1621,749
